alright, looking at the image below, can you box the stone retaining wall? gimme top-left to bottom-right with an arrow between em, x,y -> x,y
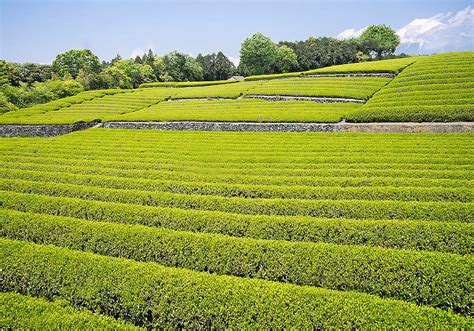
2,121 -> 472,137
103,121 -> 474,133
243,95 -> 366,103
0,122 -> 99,137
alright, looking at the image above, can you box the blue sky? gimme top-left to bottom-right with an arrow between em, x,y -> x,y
1,0 -> 472,64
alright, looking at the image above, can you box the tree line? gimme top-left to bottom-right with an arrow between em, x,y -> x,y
1,24 -> 403,112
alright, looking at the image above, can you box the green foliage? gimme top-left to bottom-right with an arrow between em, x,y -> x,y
273,45 -> 298,73
359,25 -> 401,59
0,79 -> 84,109
279,37 -> 359,71
0,92 -> 18,113
196,52 -> 236,81
348,52 -> 474,122
52,49 -> 102,79
2,209 -> 472,314
1,238 -> 470,328
239,33 -> 278,75
161,51 -> 203,82
109,59 -> 156,88
0,60 -> 10,88
0,292 -> 138,330
5,62 -> 52,86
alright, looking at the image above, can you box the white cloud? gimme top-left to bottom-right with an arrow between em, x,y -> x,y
335,6 -> 473,54
337,27 -> 367,40
130,48 -> 145,59
397,6 -> 474,53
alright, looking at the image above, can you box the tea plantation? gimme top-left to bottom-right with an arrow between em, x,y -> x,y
0,52 -> 471,124
0,52 -> 473,328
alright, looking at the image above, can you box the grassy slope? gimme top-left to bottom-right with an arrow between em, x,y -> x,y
114,99 -> 361,123
0,129 -> 472,327
347,52 -> 474,122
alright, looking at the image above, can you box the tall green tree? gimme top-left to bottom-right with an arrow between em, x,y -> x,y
239,33 -> 278,75
214,52 -> 235,80
279,37 -> 358,71
52,49 -> 101,79
162,51 -> 203,81
196,52 -> 235,80
359,25 -> 400,59
272,46 -> 298,73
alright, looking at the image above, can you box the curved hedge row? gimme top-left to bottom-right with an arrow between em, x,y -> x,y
1,168 -> 470,202
349,52 -> 474,122
0,292 -> 138,330
1,162 -> 469,188
2,178 -> 471,222
1,238 -> 470,328
2,191 -> 472,254
2,209 -> 471,313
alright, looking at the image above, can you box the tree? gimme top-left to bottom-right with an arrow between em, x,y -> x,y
0,61 -> 10,88
279,37 -> 359,71
196,52 -> 234,81
196,53 -> 214,81
103,66 -> 132,89
359,25 -> 400,59
134,55 -> 143,64
273,46 -> 298,73
214,52 -> 235,80
52,49 -> 101,79
143,49 -> 155,67
110,54 -> 122,66
240,33 -> 278,75
162,51 -> 203,81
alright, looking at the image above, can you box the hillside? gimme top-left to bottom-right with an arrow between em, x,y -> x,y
1,129 -> 473,328
1,52 -> 473,329
0,52 -> 472,124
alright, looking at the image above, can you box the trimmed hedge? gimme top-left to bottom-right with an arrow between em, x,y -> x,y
2,209 -> 472,314
114,98 -> 359,123
303,57 -> 417,74
348,52 -> 474,122
244,72 -> 303,81
2,191 -> 473,255
1,238 -> 471,328
0,292 -> 139,330
1,168 -> 470,202
1,161 -> 469,188
248,77 -> 390,99
1,178 -> 472,222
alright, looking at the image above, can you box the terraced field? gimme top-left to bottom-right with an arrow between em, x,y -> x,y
0,52 -> 471,125
116,99 -> 362,122
348,52 -> 474,122
1,129 -> 472,328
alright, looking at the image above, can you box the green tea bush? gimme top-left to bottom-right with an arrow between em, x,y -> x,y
2,191 -> 472,255
2,209 -> 471,314
0,292 -> 139,330
347,52 -> 474,122
1,238 -> 470,328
